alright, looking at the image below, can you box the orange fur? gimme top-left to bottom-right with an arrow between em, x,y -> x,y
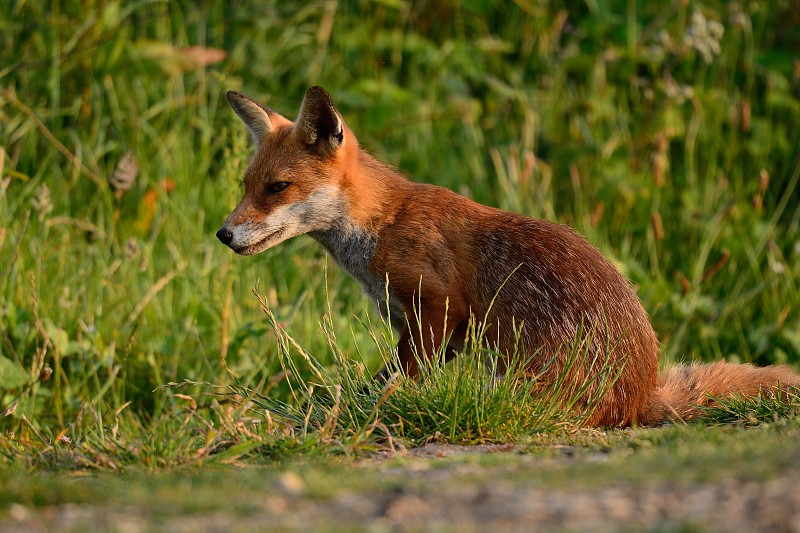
218,86 -> 800,426
639,362 -> 800,424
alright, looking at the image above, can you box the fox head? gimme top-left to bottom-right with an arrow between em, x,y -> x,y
216,86 -> 356,255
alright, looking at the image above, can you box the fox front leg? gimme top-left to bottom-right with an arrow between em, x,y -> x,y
373,296 -> 469,382
371,327 -> 448,384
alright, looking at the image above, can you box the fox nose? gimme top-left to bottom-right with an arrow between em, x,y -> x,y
216,226 -> 234,245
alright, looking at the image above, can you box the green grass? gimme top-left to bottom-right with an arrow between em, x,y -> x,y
1,0 -> 800,475
200,285 -> 622,445
700,386 -> 800,425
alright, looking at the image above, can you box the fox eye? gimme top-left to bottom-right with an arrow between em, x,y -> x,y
268,181 -> 289,193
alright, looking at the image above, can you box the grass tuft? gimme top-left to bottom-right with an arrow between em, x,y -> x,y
175,284 -> 624,453
699,386 -> 800,426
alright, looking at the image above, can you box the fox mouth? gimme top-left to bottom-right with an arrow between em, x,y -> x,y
233,228 -> 285,255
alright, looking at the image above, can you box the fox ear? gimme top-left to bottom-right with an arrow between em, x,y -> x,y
295,86 -> 345,154
226,91 -> 276,146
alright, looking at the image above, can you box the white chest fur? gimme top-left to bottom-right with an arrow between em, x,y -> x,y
311,222 -> 406,331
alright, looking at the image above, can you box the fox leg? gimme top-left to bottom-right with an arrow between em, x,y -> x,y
374,296 -> 468,381
371,335 -> 459,384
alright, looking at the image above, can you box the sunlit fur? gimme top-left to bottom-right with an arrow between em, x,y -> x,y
218,86 -> 800,427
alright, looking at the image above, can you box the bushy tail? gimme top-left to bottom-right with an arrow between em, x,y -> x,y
640,362 -> 800,425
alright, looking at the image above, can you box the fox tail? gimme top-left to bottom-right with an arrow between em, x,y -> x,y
640,361 -> 800,425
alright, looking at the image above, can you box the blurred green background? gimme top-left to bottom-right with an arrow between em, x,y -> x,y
1,0 -> 799,433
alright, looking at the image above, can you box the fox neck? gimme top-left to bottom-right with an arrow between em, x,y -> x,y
310,219 -> 376,282
310,220 -> 405,331
309,149 -> 405,264
309,150 -> 409,330
341,150 -> 409,232
309,149 -> 395,257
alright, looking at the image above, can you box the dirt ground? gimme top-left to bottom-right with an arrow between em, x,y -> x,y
3,443 -> 800,533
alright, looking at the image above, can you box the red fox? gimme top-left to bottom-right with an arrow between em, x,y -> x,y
217,86 -> 799,426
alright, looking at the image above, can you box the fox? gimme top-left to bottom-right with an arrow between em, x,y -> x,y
216,85 -> 799,426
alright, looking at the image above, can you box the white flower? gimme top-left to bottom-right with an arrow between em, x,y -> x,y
684,10 -> 725,64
